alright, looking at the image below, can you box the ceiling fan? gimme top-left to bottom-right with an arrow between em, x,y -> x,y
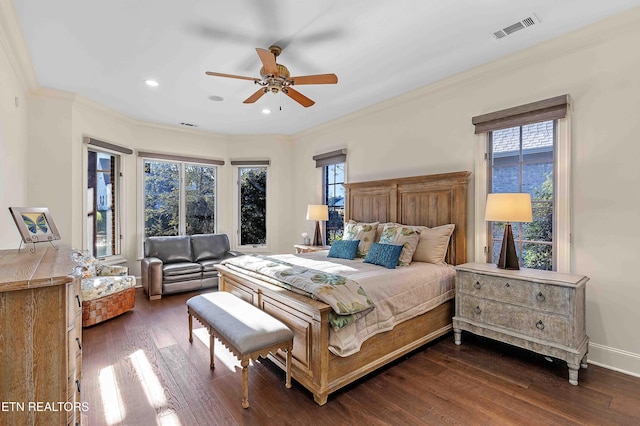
206,46 -> 338,108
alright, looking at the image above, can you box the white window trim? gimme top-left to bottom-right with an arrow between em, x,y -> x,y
474,116 -> 571,273
233,164 -> 270,253
82,143 -> 126,263
137,156 -> 219,258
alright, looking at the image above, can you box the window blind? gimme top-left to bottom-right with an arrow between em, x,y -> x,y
313,149 -> 347,168
137,151 -> 224,166
230,160 -> 270,166
83,137 -> 133,155
472,94 -> 570,134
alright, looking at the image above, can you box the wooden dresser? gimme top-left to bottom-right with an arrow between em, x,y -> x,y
453,262 -> 589,385
0,246 -> 83,425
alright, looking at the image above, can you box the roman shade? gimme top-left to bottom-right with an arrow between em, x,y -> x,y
230,160 -> 270,166
83,137 -> 133,155
313,149 -> 346,168
472,94 -> 570,134
138,151 -> 224,166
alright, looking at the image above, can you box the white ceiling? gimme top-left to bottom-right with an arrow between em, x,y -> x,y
12,0 -> 640,135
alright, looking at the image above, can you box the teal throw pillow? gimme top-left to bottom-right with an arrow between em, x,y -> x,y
327,239 -> 360,260
363,242 -> 404,269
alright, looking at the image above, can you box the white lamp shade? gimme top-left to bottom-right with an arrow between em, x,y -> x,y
306,204 -> 329,221
485,193 -> 533,223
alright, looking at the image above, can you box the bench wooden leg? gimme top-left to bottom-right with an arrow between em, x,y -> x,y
241,359 -> 250,409
285,344 -> 292,389
188,313 -> 193,343
210,333 -> 215,369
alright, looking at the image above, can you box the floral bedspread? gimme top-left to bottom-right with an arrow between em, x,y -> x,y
220,254 -> 375,330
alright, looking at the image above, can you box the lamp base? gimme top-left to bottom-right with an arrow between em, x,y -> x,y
312,221 -> 323,246
497,222 -> 520,270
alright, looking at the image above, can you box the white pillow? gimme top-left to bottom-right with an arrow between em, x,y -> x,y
412,224 -> 455,265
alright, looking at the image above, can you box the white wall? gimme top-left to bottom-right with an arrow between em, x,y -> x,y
0,13 -> 29,248
291,9 -> 640,375
1,4 -> 638,376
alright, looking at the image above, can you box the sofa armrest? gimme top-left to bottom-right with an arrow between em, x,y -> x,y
141,257 -> 163,300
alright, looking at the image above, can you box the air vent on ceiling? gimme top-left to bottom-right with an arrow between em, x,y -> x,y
180,122 -> 198,128
493,14 -> 540,40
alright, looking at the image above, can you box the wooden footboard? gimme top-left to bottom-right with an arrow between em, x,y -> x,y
216,264 -> 453,405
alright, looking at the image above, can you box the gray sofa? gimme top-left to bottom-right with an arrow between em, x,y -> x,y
141,234 -> 242,300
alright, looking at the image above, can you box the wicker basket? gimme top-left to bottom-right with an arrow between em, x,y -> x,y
82,287 -> 136,327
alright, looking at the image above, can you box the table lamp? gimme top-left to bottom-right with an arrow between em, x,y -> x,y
485,193 -> 533,270
306,204 -> 329,246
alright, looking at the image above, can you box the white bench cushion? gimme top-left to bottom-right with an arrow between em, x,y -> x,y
186,292 -> 293,355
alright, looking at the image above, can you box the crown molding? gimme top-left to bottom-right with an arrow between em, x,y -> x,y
0,0 -> 39,91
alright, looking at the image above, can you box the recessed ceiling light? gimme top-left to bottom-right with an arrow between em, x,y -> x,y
144,79 -> 159,87
262,108 -> 271,114
208,95 -> 224,102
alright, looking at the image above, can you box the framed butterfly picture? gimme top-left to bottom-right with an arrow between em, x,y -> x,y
9,207 -> 61,244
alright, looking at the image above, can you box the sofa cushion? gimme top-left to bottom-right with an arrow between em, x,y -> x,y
145,236 -> 192,264
163,262 -> 202,276
191,234 -> 231,262
163,272 -> 203,284
199,258 -> 223,272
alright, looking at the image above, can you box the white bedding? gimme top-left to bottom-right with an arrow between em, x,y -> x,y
264,251 -> 455,357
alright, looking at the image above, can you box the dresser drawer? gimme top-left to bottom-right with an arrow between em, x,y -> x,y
458,293 -> 569,344
457,271 -> 571,314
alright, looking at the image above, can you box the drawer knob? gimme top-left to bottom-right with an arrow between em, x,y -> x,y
536,320 -> 545,330
536,292 -> 546,302
505,282 -> 510,288
474,281 -> 481,289
474,306 -> 482,315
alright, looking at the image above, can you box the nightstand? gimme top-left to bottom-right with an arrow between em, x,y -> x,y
453,262 -> 589,385
294,244 -> 330,254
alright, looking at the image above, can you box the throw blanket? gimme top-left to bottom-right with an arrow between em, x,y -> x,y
221,255 -> 375,330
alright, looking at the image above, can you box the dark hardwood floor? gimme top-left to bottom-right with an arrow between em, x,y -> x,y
82,288 -> 640,425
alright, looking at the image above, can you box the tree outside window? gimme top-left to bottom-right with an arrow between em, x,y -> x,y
143,160 -> 216,237
239,167 -> 267,246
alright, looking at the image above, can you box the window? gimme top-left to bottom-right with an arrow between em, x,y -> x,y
87,149 -> 120,257
324,162 -> 345,244
472,95 -> 571,272
313,149 -> 347,245
488,121 -> 555,270
143,159 -> 217,237
237,166 -> 267,247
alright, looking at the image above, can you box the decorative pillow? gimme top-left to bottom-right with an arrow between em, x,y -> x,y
72,249 -> 99,278
412,224 -> 455,265
327,239 -> 360,260
363,243 -> 404,269
378,223 -> 422,266
343,220 -> 379,257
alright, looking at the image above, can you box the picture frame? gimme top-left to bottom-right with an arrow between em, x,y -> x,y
9,207 -> 61,244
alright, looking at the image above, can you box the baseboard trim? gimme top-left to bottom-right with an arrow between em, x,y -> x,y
588,342 -> 640,378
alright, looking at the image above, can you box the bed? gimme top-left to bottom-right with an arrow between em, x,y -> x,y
215,171 -> 470,404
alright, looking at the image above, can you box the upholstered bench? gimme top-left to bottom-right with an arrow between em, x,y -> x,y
186,292 -> 294,408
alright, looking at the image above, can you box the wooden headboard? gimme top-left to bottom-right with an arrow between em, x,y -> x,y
343,171 -> 471,266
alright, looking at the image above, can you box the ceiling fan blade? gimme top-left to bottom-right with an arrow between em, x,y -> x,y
289,74 -> 338,85
243,88 -> 267,104
205,71 -> 259,82
256,48 -> 278,77
284,87 -> 315,107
